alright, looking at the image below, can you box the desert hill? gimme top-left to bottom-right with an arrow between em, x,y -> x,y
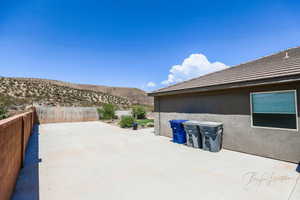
9,77 -> 153,106
0,77 -> 132,111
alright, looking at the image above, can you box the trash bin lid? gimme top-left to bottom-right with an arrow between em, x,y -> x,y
183,120 -> 201,125
197,121 -> 223,127
169,120 -> 188,124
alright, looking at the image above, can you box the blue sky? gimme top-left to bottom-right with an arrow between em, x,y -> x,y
0,0 -> 299,91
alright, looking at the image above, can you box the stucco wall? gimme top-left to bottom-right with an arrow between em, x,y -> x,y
155,112 -> 300,163
154,82 -> 300,163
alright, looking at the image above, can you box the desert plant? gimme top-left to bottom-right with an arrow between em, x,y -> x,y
0,106 -> 8,120
119,116 -> 135,128
136,119 -> 154,126
146,122 -> 154,127
132,105 -> 146,119
97,104 -> 117,120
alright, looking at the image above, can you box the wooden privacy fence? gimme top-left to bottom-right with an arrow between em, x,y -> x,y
36,106 -> 99,124
0,110 -> 36,200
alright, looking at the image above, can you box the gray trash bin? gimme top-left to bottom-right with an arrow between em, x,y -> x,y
183,121 -> 202,148
198,122 -> 223,152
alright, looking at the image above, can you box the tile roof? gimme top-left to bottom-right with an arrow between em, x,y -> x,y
150,46 -> 300,96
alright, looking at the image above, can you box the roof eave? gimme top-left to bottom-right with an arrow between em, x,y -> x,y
148,75 -> 300,97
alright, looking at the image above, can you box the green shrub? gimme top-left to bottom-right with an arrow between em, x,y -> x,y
136,119 -> 154,126
0,107 -> 8,120
146,122 -> 154,127
119,116 -> 135,128
132,105 -> 146,119
97,104 -> 116,120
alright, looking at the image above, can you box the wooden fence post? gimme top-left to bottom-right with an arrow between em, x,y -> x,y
30,113 -> 33,135
20,117 -> 25,168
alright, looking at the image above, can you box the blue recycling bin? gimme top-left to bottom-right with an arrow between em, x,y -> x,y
169,120 -> 188,144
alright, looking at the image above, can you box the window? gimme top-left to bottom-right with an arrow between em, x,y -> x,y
250,90 -> 298,130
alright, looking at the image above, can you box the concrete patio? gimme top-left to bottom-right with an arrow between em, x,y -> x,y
13,121 -> 300,200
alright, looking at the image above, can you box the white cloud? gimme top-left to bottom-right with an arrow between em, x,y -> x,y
162,54 -> 229,85
146,81 -> 156,87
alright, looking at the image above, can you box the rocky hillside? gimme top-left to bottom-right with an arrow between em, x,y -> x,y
0,77 -> 131,108
11,77 -> 153,106
68,84 -> 153,106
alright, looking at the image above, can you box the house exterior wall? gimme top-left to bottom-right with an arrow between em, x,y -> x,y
154,82 -> 300,163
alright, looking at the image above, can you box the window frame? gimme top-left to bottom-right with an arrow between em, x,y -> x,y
250,90 -> 298,131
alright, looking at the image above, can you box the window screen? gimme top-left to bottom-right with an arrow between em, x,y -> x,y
251,91 -> 297,129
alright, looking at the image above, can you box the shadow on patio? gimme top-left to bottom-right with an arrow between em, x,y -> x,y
11,125 -> 41,200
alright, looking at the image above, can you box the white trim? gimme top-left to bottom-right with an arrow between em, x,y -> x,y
250,89 -> 298,131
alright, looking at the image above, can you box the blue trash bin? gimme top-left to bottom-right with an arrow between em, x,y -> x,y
169,120 -> 188,144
